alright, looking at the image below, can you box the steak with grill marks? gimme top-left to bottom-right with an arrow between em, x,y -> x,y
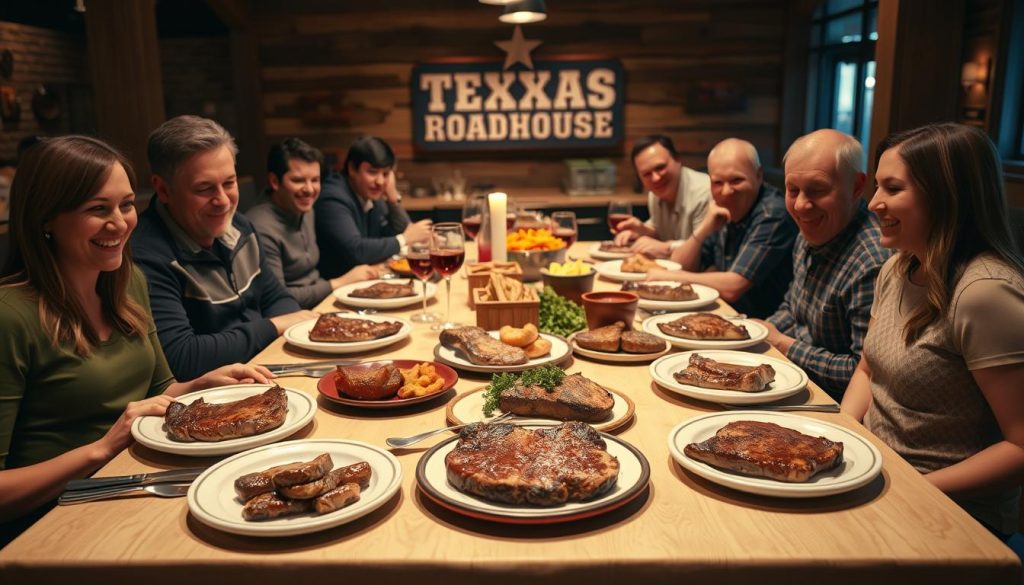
445,422 -> 619,505
622,281 -> 698,301
684,421 -> 844,482
657,313 -> 750,340
164,386 -> 288,442
308,313 -> 403,342
574,321 -> 625,352
349,281 -> 416,299
499,373 -> 614,422
439,326 -> 527,366
673,354 -> 775,392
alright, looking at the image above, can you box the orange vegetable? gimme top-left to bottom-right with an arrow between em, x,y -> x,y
506,228 -> 567,252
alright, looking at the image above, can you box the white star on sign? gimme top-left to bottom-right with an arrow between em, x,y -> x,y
494,25 -> 543,71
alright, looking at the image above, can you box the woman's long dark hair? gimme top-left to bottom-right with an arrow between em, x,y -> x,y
874,123 -> 1024,343
1,135 -> 148,355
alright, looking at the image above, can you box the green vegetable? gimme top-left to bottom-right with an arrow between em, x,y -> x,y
482,365 -> 566,417
538,286 -> 587,337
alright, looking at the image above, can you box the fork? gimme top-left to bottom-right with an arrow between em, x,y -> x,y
385,412 -> 515,448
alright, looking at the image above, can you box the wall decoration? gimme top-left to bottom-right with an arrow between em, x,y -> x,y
0,86 -> 20,124
411,25 -> 625,153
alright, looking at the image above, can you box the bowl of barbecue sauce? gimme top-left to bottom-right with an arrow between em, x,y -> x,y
581,291 -> 638,329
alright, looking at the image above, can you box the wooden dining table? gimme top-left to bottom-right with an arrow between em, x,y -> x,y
0,242 -> 1017,584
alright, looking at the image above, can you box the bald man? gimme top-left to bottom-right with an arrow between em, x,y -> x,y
757,130 -> 890,399
652,138 -> 797,318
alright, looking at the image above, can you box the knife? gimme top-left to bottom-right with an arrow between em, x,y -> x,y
64,467 -> 207,491
259,360 -> 356,373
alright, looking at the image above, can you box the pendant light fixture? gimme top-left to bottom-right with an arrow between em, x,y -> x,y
499,0 -> 547,24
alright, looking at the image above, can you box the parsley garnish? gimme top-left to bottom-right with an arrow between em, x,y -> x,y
482,365 -> 566,417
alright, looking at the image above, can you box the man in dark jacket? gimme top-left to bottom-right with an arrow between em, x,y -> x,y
131,115 -> 317,380
315,136 -> 432,278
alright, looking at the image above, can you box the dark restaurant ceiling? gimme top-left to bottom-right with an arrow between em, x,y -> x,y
0,0 -> 227,36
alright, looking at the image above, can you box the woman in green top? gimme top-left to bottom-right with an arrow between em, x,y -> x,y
0,136 -> 274,539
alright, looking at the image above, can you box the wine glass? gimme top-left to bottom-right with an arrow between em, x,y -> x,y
407,242 -> 439,323
429,223 -> 466,331
607,201 -> 634,235
550,211 -> 578,248
461,195 -> 485,241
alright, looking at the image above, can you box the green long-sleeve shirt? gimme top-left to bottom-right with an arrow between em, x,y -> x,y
0,267 -> 174,470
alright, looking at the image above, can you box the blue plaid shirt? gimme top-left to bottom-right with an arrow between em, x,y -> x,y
768,205 -> 891,399
701,183 -> 797,318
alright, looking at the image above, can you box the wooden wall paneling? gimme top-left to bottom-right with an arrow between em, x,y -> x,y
84,0 -> 165,179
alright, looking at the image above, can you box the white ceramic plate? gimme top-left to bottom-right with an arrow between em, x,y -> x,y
594,259 -> 682,282
333,279 -> 436,310
649,350 -> 809,405
131,384 -> 317,457
284,315 -> 412,354
416,424 -> 649,524
668,411 -> 882,498
642,312 -> 768,350
587,242 -> 633,260
632,282 -> 720,311
187,438 -> 401,537
433,331 -> 571,373
567,332 -> 671,363
445,385 -> 635,433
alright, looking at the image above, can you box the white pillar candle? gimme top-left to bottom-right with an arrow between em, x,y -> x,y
488,191 -> 508,262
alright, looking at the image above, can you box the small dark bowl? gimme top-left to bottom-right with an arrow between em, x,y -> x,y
581,291 -> 638,330
540,266 -> 596,305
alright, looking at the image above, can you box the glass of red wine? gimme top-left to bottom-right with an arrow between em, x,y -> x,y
607,201 -> 634,234
550,211 -> 578,248
407,242 -> 439,323
429,223 -> 466,331
461,195 -> 485,240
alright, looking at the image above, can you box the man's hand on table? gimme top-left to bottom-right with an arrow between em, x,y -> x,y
755,318 -> 795,355
629,236 -> 671,258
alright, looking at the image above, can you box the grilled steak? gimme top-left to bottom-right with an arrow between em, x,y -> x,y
621,330 -> 667,353
673,354 -> 775,392
684,421 -> 844,482
234,453 -> 334,499
308,313 -> 403,342
439,326 -> 528,366
621,254 -> 659,273
445,422 -> 619,505
277,461 -> 372,500
164,386 -> 288,443
242,492 -> 312,521
499,373 -> 615,422
575,321 -> 625,352
598,241 -> 632,254
622,281 -> 698,301
314,483 -> 361,514
657,313 -> 750,340
335,363 -> 403,400
349,281 -> 415,299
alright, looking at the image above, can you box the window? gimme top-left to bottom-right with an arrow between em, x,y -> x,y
806,0 -> 878,150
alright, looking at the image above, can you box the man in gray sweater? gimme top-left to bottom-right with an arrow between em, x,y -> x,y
246,138 -> 377,309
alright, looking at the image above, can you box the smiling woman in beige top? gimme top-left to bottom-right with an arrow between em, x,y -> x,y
841,123 -> 1024,539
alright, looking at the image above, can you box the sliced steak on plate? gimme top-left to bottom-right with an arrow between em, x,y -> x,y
499,373 -> 615,422
673,354 -> 775,392
308,314 -> 403,342
349,281 -> 416,299
574,321 -> 624,352
657,313 -> 750,340
684,421 -> 843,482
445,422 -> 619,505
621,330 -> 666,353
164,385 -> 288,443
439,326 -> 528,366
622,281 -> 698,301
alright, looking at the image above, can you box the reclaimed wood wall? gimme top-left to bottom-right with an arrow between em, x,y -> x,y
249,0 -> 789,193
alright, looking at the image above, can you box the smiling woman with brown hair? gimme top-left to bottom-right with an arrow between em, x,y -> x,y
842,123 -> 1024,541
0,136 -> 272,544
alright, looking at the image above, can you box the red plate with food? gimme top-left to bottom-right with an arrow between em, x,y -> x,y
317,360 -> 458,409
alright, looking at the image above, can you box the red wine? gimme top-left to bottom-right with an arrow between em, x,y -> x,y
462,216 -> 482,239
407,254 -> 434,280
506,213 -> 516,231
608,213 -> 634,233
478,243 -> 492,263
553,228 -> 577,247
430,250 -> 465,277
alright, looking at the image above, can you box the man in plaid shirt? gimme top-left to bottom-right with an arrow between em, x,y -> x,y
759,129 -> 891,399
653,138 -> 797,318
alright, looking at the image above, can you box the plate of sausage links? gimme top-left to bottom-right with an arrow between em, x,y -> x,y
187,438 -> 402,537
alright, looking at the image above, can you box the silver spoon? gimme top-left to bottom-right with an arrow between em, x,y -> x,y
385,412 -> 514,449
58,483 -> 191,505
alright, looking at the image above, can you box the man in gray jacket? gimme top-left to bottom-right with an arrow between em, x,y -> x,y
247,138 -> 377,309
